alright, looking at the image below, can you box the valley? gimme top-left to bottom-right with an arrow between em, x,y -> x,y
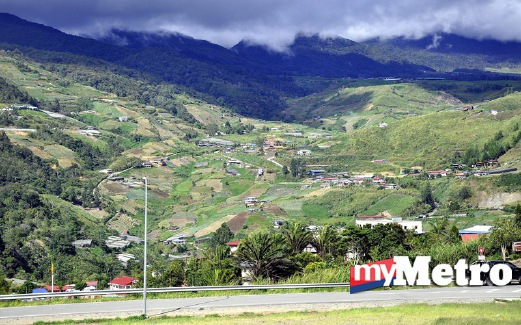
0,14 -> 521,294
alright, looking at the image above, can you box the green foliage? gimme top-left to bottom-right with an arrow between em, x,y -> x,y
352,119 -> 367,130
210,223 -> 234,247
0,75 -> 38,105
236,232 -> 296,280
0,271 -> 11,294
29,128 -> 118,170
313,226 -> 340,259
488,219 -> 521,260
367,223 -> 408,261
420,182 -> 436,211
495,173 -> 521,192
281,222 -> 313,254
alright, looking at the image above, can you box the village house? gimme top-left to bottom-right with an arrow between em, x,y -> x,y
273,219 -> 285,229
372,159 -> 387,164
372,177 -> 386,185
116,253 -> 136,267
308,169 -> 327,177
198,137 -> 235,147
85,281 -> 98,291
225,168 -> 241,176
427,170 -> 450,178
226,240 -> 240,253
105,236 -> 130,249
459,225 -> 493,242
297,149 -> 312,156
244,196 -> 259,208
108,276 -> 137,290
78,129 -> 101,137
120,234 -> 144,244
164,233 -> 193,245
71,239 -> 92,248
303,243 -> 317,254
384,183 -> 397,190
227,159 -> 242,166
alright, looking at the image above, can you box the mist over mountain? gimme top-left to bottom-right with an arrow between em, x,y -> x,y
2,13 -> 521,120
366,33 -> 521,59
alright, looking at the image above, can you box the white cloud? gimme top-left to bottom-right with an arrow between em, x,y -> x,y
2,0 -> 521,50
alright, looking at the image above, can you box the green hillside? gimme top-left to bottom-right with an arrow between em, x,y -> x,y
286,80 -> 461,122
1,46 -> 521,290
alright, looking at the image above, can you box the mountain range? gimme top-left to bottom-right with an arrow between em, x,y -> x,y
1,13 -> 521,120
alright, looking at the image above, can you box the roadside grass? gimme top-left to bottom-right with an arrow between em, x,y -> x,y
30,300 -> 521,324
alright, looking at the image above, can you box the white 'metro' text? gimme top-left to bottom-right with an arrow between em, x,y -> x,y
353,256 -> 512,287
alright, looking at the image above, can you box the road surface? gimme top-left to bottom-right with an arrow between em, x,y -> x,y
0,128 -> 36,133
1,286 -> 521,323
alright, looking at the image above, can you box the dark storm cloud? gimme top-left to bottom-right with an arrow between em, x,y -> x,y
2,0 -> 521,50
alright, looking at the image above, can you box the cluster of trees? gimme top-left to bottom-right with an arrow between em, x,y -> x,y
0,76 -> 38,106
29,127 -> 119,170
0,131 -> 122,282
206,121 -> 255,136
110,214 -> 517,288
462,130 -> 521,166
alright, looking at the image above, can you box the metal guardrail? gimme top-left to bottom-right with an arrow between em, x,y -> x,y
0,283 -> 350,301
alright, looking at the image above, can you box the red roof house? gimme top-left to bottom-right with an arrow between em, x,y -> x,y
226,240 -> 240,253
109,276 -> 137,290
44,285 -> 61,292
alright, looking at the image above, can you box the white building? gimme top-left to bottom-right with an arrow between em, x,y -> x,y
355,218 -> 423,234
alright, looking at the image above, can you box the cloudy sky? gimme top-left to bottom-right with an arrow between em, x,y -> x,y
1,0 -> 520,50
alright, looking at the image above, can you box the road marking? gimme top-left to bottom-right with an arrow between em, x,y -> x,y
486,289 -> 500,293
460,290 -> 468,293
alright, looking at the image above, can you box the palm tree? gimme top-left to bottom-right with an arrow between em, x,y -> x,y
281,222 -> 312,254
429,218 -> 449,237
236,232 -> 293,280
313,226 -> 339,259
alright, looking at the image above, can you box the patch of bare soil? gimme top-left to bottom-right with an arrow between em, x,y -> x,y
166,212 -> 198,227
241,187 -> 268,199
263,203 -> 287,216
477,191 -> 521,209
104,182 -> 130,194
148,229 -> 161,241
227,212 -> 249,233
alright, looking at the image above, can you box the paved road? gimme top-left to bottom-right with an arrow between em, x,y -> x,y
1,286 -> 521,323
0,128 -> 36,133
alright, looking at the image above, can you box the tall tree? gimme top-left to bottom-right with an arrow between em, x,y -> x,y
236,232 -> 294,280
313,226 -> 339,259
211,223 -> 234,247
421,181 -> 436,211
514,203 -> 521,227
488,219 -> 521,260
281,222 -> 312,254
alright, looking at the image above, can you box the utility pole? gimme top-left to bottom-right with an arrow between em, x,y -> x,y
51,262 -> 54,293
143,176 -> 148,317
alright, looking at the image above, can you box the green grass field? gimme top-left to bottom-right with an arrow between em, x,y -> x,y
32,300 -> 521,324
